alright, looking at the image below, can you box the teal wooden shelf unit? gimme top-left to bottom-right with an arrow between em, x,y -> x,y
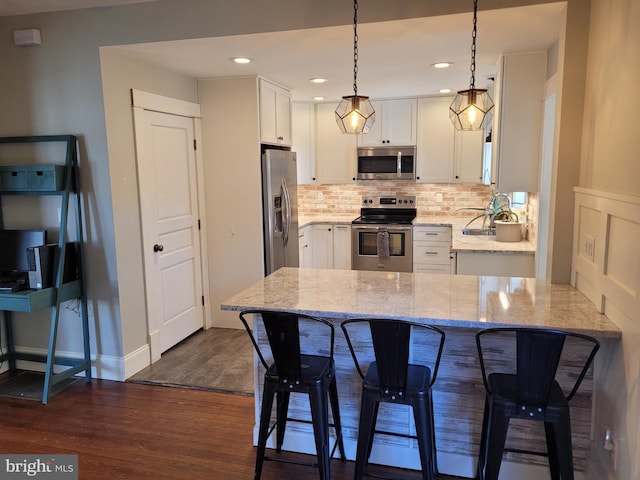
0,135 -> 90,404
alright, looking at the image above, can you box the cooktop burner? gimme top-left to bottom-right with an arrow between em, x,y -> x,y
352,196 -> 416,225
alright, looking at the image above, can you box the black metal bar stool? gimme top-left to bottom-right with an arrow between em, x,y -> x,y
475,327 -> 600,480
239,309 -> 346,480
341,318 -> 446,480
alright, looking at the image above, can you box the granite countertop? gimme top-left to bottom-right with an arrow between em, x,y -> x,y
221,267 -> 621,338
299,214 -> 537,254
416,215 -> 537,254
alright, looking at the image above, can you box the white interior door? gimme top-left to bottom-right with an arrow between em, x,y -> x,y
133,105 -> 204,359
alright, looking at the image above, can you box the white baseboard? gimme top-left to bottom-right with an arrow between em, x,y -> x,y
7,345 -> 146,382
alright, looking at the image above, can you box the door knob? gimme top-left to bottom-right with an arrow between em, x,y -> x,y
153,244 -> 164,252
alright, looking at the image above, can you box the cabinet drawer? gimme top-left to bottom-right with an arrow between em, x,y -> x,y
415,264 -> 452,274
0,165 -> 66,192
413,244 -> 451,265
413,226 -> 451,243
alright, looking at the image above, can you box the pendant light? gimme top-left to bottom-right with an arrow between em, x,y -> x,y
335,0 -> 375,134
449,0 -> 494,131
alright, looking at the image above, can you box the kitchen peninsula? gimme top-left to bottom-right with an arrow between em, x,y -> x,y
221,267 -> 620,479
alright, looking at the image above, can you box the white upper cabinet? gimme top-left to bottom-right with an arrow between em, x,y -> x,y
491,52 -> 547,193
454,129 -> 484,183
315,102 -> 357,184
416,97 -> 454,183
292,102 -> 316,184
259,78 -> 292,146
416,96 -> 483,183
358,98 -> 417,147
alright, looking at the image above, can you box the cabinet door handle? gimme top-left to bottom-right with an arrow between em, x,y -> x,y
153,244 -> 164,252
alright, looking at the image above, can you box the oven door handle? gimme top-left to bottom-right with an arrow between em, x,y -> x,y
352,225 -> 413,232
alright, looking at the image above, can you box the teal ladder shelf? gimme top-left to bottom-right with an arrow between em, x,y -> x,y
0,135 -> 90,404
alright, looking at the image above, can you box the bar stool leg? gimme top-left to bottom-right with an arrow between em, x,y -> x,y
553,414 -> 574,480
483,404 -> 510,480
255,382 -> 277,480
276,390 -> 291,452
544,422 -> 561,480
413,398 -> 436,480
476,397 -> 490,480
328,375 -> 347,460
309,382 -> 331,480
354,393 -> 378,480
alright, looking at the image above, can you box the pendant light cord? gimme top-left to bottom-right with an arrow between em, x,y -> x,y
470,0 -> 478,89
353,0 -> 359,96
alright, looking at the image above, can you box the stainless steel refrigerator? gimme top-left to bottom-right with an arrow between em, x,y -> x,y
262,148 -> 299,275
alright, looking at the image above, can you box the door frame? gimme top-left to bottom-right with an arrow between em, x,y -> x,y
131,88 -> 212,362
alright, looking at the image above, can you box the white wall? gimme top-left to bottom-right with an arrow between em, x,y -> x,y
99,49 -> 199,375
0,0 -> 587,379
580,0 -> 640,197
575,0 -> 640,478
197,77 -> 264,329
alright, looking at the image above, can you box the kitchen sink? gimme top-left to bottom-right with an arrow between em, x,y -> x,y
462,227 -> 496,236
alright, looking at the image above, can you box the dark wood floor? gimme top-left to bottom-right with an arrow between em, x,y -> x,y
0,379 -> 468,479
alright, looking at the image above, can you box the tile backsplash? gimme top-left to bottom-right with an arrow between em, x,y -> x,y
298,182 -> 494,218
298,182 -> 536,241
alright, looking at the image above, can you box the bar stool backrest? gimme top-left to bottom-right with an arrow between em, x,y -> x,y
239,309 -> 335,385
370,321 -> 411,397
342,318 -> 445,395
515,330 -> 565,406
476,327 -> 600,406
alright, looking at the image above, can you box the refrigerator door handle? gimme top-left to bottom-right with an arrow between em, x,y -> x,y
281,178 -> 291,247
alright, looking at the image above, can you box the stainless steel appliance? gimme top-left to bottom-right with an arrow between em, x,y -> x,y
262,148 -> 299,275
352,196 -> 416,272
356,146 -> 416,180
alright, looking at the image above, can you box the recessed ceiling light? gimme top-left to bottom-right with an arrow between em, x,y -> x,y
313,96 -> 325,101
439,89 -> 452,94
230,57 -> 252,64
432,62 -> 453,69
309,78 -> 327,84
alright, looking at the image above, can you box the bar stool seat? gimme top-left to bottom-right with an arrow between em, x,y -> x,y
239,309 -> 346,480
341,318 -> 445,480
475,327 -> 600,480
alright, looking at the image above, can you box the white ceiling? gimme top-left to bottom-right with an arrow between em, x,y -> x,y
0,0 -> 155,16
2,0 -> 565,102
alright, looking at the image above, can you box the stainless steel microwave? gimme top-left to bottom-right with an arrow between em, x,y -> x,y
356,146 -> 416,180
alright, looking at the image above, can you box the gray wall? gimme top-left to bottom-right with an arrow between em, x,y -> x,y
0,0 -> 579,378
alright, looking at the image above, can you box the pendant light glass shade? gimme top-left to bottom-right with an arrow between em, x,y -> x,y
450,0 -> 493,131
449,88 -> 493,130
335,0 -> 375,134
335,95 -> 376,134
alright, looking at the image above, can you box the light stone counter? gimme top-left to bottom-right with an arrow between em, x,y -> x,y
222,268 -> 619,479
299,214 -> 537,254
415,215 -> 536,254
222,267 -> 619,338
298,215 -> 356,228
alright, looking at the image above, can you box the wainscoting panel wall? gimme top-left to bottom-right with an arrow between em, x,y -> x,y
572,187 -> 640,480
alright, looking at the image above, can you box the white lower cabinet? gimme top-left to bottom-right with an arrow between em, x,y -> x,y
413,226 -> 454,274
456,251 -> 535,277
298,225 -> 311,268
303,224 -> 351,269
310,224 -> 334,269
332,224 -> 352,270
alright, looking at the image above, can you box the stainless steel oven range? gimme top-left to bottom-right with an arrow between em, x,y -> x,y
351,196 -> 416,273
